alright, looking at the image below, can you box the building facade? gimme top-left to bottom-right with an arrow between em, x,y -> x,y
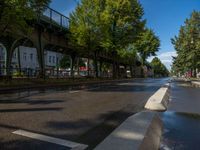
0,44 -> 64,76
0,45 -> 6,75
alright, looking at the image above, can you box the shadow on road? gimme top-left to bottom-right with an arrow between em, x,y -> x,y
0,107 -> 63,113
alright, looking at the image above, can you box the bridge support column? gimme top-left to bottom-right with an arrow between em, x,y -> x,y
33,28 -> 45,79
99,59 -> 102,78
130,65 -> 134,78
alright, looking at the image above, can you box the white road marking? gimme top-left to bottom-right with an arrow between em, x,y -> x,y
117,83 -> 129,85
69,90 -> 80,94
12,130 -> 87,150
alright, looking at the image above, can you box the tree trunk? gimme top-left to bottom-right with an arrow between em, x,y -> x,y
36,28 -> 45,79
99,60 -> 102,78
77,57 -> 80,76
70,54 -> 75,78
116,63 -> 120,78
112,62 -> 116,79
17,47 -> 21,73
124,65 -> 127,78
87,58 -> 90,77
130,65 -> 133,78
94,51 -> 98,78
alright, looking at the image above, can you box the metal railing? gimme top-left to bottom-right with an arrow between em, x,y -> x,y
0,68 -> 112,79
41,6 -> 69,29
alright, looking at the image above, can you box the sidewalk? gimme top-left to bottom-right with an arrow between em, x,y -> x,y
159,80 -> 200,150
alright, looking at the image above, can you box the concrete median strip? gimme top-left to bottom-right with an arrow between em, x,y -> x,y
94,111 -> 162,150
144,83 -> 170,111
12,130 -> 88,150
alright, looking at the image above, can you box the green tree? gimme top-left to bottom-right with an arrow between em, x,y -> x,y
134,28 -> 160,65
59,55 -> 71,69
69,0 -> 146,78
69,0 -> 103,77
0,0 -> 51,37
172,11 -> 200,77
151,57 -> 169,77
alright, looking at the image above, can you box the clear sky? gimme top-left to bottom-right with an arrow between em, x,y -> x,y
50,0 -> 200,69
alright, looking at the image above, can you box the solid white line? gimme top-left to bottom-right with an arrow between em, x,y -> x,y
13,130 -> 87,149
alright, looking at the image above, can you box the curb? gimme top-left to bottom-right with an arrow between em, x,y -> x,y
191,81 -> 200,87
94,111 -> 162,150
144,83 -> 170,111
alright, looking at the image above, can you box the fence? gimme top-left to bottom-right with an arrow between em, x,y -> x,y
41,6 -> 69,29
0,67 -> 113,79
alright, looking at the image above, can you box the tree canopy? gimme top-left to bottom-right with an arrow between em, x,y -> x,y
134,28 -> 160,65
171,11 -> 200,77
151,57 -> 169,77
69,0 -> 157,65
0,0 -> 51,37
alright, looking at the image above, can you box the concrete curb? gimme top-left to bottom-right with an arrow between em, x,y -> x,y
191,81 -> 200,87
94,111 -> 162,150
144,83 -> 170,111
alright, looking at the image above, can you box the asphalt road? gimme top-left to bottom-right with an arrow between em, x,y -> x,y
0,78 -> 168,150
160,80 -> 200,150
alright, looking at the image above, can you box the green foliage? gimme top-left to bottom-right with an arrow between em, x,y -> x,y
0,0 -> 51,37
172,11 -> 200,76
100,0 -> 145,51
134,28 -> 160,65
151,57 -> 169,77
78,58 -> 86,67
69,0 -> 146,64
59,55 -> 71,68
13,71 -> 24,77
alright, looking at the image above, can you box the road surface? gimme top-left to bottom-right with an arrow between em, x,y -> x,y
0,78 -> 168,150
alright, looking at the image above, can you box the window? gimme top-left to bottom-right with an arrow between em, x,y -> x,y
49,56 -> 51,63
53,56 -> 55,63
23,53 -> 27,60
30,53 -> 33,61
13,52 -> 17,59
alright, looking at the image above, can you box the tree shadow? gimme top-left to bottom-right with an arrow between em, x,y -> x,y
87,85 -> 161,93
0,138 -> 70,150
0,99 -> 65,105
45,103 -> 145,150
0,107 -> 63,113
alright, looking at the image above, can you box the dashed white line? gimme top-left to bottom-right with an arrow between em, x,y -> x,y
12,130 -> 87,150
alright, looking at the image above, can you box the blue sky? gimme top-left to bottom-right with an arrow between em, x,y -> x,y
50,0 -> 200,69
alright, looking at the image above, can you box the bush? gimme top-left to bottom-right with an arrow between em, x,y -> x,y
13,71 -> 24,77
